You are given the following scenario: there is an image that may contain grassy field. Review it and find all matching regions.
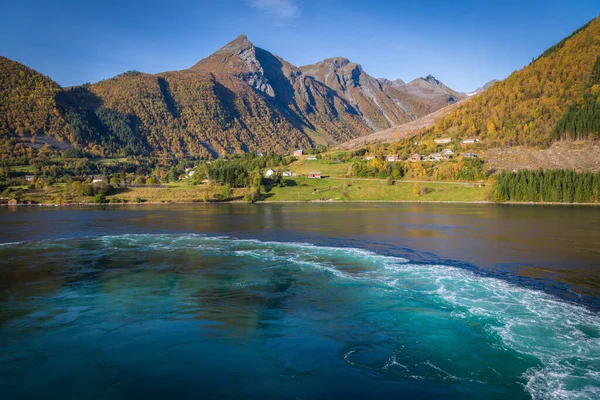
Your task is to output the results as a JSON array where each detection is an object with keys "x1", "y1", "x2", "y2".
[
  {"x1": 110, "y1": 184, "x2": 235, "y2": 203},
  {"x1": 7, "y1": 179, "x2": 488, "y2": 204},
  {"x1": 287, "y1": 158, "x2": 354, "y2": 177},
  {"x1": 9, "y1": 165, "x2": 35, "y2": 173},
  {"x1": 6, "y1": 169, "x2": 488, "y2": 204},
  {"x1": 264, "y1": 177, "x2": 489, "y2": 202},
  {"x1": 94, "y1": 157, "x2": 129, "y2": 166}
]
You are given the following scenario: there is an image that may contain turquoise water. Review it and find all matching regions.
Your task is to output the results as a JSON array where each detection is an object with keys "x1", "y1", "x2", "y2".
[{"x1": 1, "y1": 233, "x2": 599, "y2": 399}]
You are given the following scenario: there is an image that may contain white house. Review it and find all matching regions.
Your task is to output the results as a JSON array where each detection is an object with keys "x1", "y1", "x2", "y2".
[
  {"x1": 442, "y1": 148, "x2": 454, "y2": 158},
  {"x1": 427, "y1": 153, "x2": 443, "y2": 162},
  {"x1": 282, "y1": 171, "x2": 292, "y2": 177},
  {"x1": 307, "y1": 155, "x2": 318, "y2": 160},
  {"x1": 462, "y1": 138, "x2": 479, "y2": 144},
  {"x1": 434, "y1": 137, "x2": 453, "y2": 144},
  {"x1": 364, "y1": 156, "x2": 375, "y2": 161},
  {"x1": 264, "y1": 169, "x2": 276, "y2": 178},
  {"x1": 92, "y1": 176, "x2": 105, "y2": 184},
  {"x1": 188, "y1": 170, "x2": 195, "y2": 177}
]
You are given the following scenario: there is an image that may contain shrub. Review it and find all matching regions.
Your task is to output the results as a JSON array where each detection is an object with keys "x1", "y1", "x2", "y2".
[{"x1": 93, "y1": 193, "x2": 107, "y2": 204}]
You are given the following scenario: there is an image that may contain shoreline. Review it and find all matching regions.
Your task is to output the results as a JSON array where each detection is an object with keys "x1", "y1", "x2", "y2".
[{"x1": 2, "y1": 200, "x2": 600, "y2": 207}]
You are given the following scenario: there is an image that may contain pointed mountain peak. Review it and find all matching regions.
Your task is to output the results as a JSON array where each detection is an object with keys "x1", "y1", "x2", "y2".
[
  {"x1": 423, "y1": 74, "x2": 440, "y2": 85},
  {"x1": 218, "y1": 34, "x2": 254, "y2": 54},
  {"x1": 190, "y1": 34, "x2": 257, "y2": 71}
]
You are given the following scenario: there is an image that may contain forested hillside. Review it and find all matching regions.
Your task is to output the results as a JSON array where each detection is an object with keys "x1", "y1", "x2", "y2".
[
  {"x1": 0, "y1": 57, "x2": 71, "y2": 162},
  {"x1": 420, "y1": 16, "x2": 600, "y2": 147}
]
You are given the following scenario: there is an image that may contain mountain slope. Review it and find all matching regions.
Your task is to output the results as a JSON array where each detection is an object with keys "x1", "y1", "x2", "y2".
[
  {"x1": 0, "y1": 57, "x2": 77, "y2": 161},
  {"x1": 467, "y1": 79, "x2": 498, "y2": 96},
  {"x1": 404, "y1": 74, "x2": 466, "y2": 109},
  {"x1": 79, "y1": 69, "x2": 314, "y2": 157},
  {"x1": 337, "y1": 100, "x2": 465, "y2": 150},
  {"x1": 190, "y1": 35, "x2": 373, "y2": 145},
  {"x1": 300, "y1": 57, "x2": 434, "y2": 130},
  {"x1": 421, "y1": 16, "x2": 600, "y2": 147},
  {"x1": 0, "y1": 57, "x2": 69, "y2": 144}
]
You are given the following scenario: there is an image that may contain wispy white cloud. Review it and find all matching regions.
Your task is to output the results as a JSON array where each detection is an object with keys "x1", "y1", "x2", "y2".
[{"x1": 248, "y1": 0, "x2": 300, "y2": 23}]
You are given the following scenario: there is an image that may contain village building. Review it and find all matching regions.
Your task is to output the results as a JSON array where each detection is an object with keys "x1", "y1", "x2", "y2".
[
  {"x1": 92, "y1": 176, "x2": 105, "y2": 184},
  {"x1": 264, "y1": 169, "x2": 276, "y2": 178},
  {"x1": 409, "y1": 154, "x2": 423, "y2": 162},
  {"x1": 282, "y1": 171, "x2": 292, "y2": 177},
  {"x1": 307, "y1": 155, "x2": 317, "y2": 160},
  {"x1": 427, "y1": 153, "x2": 443, "y2": 162},
  {"x1": 25, "y1": 175, "x2": 35, "y2": 182},
  {"x1": 293, "y1": 149, "x2": 303, "y2": 156},
  {"x1": 364, "y1": 156, "x2": 375, "y2": 161},
  {"x1": 308, "y1": 172, "x2": 322, "y2": 179},
  {"x1": 462, "y1": 138, "x2": 479, "y2": 144},
  {"x1": 442, "y1": 148, "x2": 454, "y2": 158},
  {"x1": 434, "y1": 137, "x2": 453, "y2": 144},
  {"x1": 187, "y1": 170, "x2": 195, "y2": 177},
  {"x1": 386, "y1": 155, "x2": 400, "y2": 162},
  {"x1": 463, "y1": 153, "x2": 478, "y2": 158},
  {"x1": 257, "y1": 152, "x2": 264, "y2": 157}
]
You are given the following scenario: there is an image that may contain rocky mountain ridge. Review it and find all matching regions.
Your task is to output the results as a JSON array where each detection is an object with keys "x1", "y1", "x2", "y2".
[{"x1": 1, "y1": 34, "x2": 475, "y2": 159}]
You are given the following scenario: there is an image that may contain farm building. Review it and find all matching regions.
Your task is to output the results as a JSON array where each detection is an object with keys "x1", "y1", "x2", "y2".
[
  {"x1": 442, "y1": 148, "x2": 454, "y2": 158},
  {"x1": 462, "y1": 138, "x2": 479, "y2": 144}
]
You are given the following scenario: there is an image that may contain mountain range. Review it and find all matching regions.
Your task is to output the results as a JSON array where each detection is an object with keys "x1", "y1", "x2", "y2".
[
  {"x1": 5, "y1": 13, "x2": 597, "y2": 164},
  {"x1": 1, "y1": 35, "x2": 469, "y2": 160}
]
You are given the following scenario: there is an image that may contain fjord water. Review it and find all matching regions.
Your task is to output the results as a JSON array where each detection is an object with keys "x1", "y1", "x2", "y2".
[{"x1": 1, "y1": 204, "x2": 599, "y2": 399}]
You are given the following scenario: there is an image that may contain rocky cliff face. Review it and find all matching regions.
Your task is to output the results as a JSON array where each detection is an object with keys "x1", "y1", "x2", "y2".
[
  {"x1": 300, "y1": 57, "x2": 433, "y2": 131},
  {"x1": 377, "y1": 78, "x2": 406, "y2": 87}
]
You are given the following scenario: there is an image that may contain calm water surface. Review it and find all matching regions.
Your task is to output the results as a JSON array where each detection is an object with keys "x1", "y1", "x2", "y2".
[{"x1": 1, "y1": 204, "x2": 599, "y2": 399}]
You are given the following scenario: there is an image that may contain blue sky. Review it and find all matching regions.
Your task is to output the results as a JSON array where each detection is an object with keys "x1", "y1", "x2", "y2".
[{"x1": 1, "y1": 0, "x2": 597, "y2": 92}]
